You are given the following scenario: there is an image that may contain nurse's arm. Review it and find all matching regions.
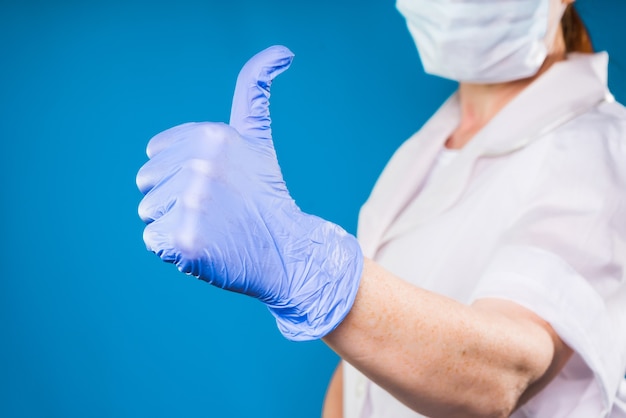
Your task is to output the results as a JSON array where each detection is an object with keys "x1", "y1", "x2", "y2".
[{"x1": 323, "y1": 258, "x2": 573, "y2": 418}]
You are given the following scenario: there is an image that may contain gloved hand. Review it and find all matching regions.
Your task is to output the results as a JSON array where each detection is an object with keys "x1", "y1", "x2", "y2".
[{"x1": 136, "y1": 45, "x2": 363, "y2": 341}]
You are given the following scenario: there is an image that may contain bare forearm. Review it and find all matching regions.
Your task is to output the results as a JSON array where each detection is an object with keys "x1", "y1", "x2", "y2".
[{"x1": 323, "y1": 258, "x2": 558, "y2": 418}]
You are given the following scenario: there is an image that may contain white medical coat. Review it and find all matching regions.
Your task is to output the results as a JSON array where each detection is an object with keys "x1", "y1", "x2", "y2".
[{"x1": 343, "y1": 52, "x2": 626, "y2": 417}]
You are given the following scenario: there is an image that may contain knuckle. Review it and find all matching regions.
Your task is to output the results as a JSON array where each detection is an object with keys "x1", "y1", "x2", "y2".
[
  {"x1": 172, "y1": 230, "x2": 200, "y2": 261},
  {"x1": 196, "y1": 122, "x2": 237, "y2": 143},
  {"x1": 198, "y1": 122, "x2": 225, "y2": 138},
  {"x1": 185, "y1": 158, "x2": 215, "y2": 175}
]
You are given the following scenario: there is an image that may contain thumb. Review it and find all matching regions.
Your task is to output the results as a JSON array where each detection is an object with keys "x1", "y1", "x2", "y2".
[{"x1": 229, "y1": 45, "x2": 294, "y2": 140}]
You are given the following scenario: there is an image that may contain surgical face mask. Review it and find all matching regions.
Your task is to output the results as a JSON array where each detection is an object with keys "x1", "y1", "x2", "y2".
[{"x1": 396, "y1": 0, "x2": 568, "y2": 83}]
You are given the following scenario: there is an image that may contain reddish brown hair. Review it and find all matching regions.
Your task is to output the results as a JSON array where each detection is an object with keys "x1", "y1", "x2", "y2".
[{"x1": 561, "y1": 4, "x2": 594, "y2": 53}]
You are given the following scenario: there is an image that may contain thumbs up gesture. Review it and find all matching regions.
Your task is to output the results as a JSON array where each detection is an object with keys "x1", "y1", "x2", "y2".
[{"x1": 136, "y1": 46, "x2": 363, "y2": 341}]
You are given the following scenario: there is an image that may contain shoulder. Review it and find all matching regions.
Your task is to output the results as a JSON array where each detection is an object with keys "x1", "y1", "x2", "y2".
[
  {"x1": 568, "y1": 99, "x2": 626, "y2": 139},
  {"x1": 551, "y1": 99, "x2": 626, "y2": 152},
  {"x1": 505, "y1": 100, "x2": 626, "y2": 223},
  {"x1": 536, "y1": 100, "x2": 626, "y2": 183}
]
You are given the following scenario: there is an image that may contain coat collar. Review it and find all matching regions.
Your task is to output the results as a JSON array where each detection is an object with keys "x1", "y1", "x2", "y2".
[
  {"x1": 359, "y1": 52, "x2": 611, "y2": 258},
  {"x1": 357, "y1": 95, "x2": 459, "y2": 257}
]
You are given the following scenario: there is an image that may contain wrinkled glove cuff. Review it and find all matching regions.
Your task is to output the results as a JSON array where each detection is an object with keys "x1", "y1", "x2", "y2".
[{"x1": 266, "y1": 221, "x2": 364, "y2": 341}]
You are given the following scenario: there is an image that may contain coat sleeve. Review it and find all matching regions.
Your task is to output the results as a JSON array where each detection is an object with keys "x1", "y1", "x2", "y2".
[{"x1": 470, "y1": 111, "x2": 626, "y2": 417}]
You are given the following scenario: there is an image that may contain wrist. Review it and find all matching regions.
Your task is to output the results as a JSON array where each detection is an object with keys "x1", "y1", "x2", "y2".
[{"x1": 267, "y1": 219, "x2": 364, "y2": 341}]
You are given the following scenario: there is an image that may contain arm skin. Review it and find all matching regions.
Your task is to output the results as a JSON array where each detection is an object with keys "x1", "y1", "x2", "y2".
[
  {"x1": 322, "y1": 258, "x2": 573, "y2": 418},
  {"x1": 322, "y1": 362, "x2": 343, "y2": 418}
]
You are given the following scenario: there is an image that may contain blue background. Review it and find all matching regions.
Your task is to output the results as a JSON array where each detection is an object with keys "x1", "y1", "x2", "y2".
[{"x1": 1, "y1": 1, "x2": 624, "y2": 417}]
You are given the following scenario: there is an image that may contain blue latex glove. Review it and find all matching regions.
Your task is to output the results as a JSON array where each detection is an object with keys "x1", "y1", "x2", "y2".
[{"x1": 136, "y1": 46, "x2": 363, "y2": 341}]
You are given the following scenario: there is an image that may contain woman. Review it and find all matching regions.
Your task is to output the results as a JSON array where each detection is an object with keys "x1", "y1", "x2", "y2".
[
  {"x1": 323, "y1": 1, "x2": 626, "y2": 416},
  {"x1": 136, "y1": 0, "x2": 626, "y2": 416}
]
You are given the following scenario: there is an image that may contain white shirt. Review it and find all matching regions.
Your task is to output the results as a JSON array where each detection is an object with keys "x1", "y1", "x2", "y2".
[{"x1": 344, "y1": 52, "x2": 626, "y2": 418}]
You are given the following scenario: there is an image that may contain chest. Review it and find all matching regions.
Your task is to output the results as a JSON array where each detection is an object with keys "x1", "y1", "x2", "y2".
[{"x1": 368, "y1": 147, "x2": 547, "y2": 303}]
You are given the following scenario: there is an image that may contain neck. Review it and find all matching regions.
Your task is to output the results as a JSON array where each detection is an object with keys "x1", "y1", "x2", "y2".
[
  {"x1": 446, "y1": 33, "x2": 567, "y2": 149},
  {"x1": 450, "y1": 81, "x2": 530, "y2": 149}
]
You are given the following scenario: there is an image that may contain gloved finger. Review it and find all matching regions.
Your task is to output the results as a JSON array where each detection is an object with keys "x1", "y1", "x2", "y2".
[
  {"x1": 142, "y1": 214, "x2": 178, "y2": 263},
  {"x1": 143, "y1": 202, "x2": 220, "y2": 276},
  {"x1": 137, "y1": 123, "x2": 231, "y2": 195},
  {"x1": 145, "y1": 122, "x2": 198, "y2": 159},
  {"x1": 136, "y1": 150, "x2": 182, "y2": 196},
  {"x1": 137, "y1": 141, "x2": 191, "y2": 196},
  {"x1": 229, "y1": 45, "x2": 294, "y2": 140},
  {"x1": 137, "y1": 158, "x2": 217, "y2": 224},
  {"x1": 137, "y1": 178, "x2": 179, "y2": 225}
]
